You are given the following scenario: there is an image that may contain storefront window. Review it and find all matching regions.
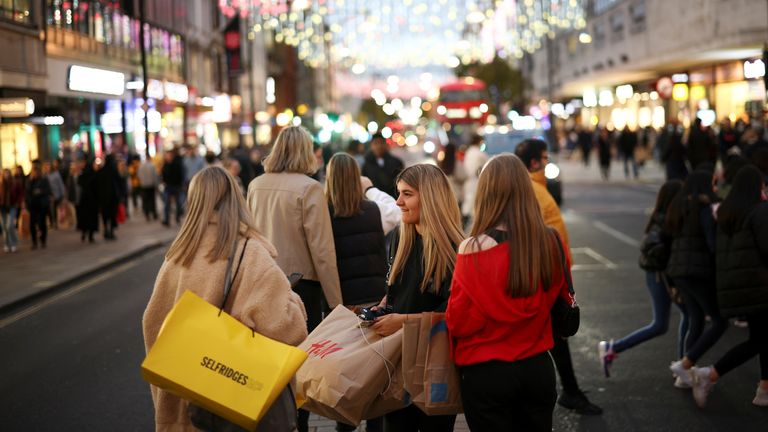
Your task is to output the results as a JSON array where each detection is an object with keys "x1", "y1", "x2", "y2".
[
  {"x1": 48, "y1": 0, "x2": 141, "y2": 50},
  {"x1": 0, "y1": 0, "x2": 32, "y2": 24},
  {"x1": 0, "y1": 123, "x2": 39, "y2": 174}
]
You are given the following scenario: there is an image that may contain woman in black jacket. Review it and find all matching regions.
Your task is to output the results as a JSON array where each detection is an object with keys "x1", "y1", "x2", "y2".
[
  {"x1": 325, "y1": 152, "x2": 387, "y2": 432},
  {"x1": 690, "y1": 166, "x2": 768, "y2": 407},
  {"x1": 666, "y1": 170, "x2": 726, "y2": 387}
]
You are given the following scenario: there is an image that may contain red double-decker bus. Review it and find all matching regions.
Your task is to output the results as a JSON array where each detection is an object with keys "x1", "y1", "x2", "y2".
[{"x1": 435, "y1": 78, "x2": 490, "y2": 125}]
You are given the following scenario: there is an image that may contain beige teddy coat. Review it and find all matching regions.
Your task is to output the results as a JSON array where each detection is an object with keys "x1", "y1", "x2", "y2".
[{"x1": 143, "y1": 222, "x2": 308, "y2": 432}]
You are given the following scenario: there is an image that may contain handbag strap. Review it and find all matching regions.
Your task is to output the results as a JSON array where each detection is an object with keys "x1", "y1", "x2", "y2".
[
  {"x1": 549, "y1": 228, "x2": 575, "y2": 295},
  {"x1": 218, "y1": 237, "x2": 249, "y2": 315}
]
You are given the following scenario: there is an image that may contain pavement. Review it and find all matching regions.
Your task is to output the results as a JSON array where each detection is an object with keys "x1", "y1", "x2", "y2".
[{"x1": 0, "y1": 206, "x2": 179, "y2": 312}]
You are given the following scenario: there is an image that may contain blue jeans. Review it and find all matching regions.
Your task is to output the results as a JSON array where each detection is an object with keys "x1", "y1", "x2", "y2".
[
  {"x1": 0, "y1": 207, "x2": 18, "y2": 249},
  {"x1": 613, "y1": 272, "x2": 690, "y2": 359}
]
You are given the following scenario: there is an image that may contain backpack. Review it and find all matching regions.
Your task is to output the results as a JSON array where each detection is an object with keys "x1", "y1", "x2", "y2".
[{"x1": 638, "y1": 226, "x2": 669, "y2": 271}]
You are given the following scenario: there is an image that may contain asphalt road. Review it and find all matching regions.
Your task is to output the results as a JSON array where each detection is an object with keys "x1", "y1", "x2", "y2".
[{"x1": 0, "y1": 179, "x2": 766, "y2": 431}]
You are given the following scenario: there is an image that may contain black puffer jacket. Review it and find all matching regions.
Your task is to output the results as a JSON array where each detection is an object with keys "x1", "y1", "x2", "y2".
[
  {"x1": 330, "y1": 200, "x2": 387, "y2": 306},
  {"x1": 716, "y1": 202, "x2": 768, "y2": 318},
  {"x1": 639, "y1": 212, "x2": 672, "y2": 272},
  {"x1": 666, "y1": 198, "x2": 716, "y2": 280}
]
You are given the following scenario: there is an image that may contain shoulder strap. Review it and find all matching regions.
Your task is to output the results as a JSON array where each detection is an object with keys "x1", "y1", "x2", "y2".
[
  {"x1": 219, "y1": 238, "x2": 250, "y2": 314},
  {"x1": 385, "y1": 228, "x2": 400, "y2": 284},
  {"x1": 550, "y1": 228, "x2": 574, "y2": 295}
]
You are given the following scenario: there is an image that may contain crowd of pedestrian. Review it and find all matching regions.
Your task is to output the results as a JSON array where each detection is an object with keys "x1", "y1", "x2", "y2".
[
  {"x1": 598, "y1": 142, "x2": 768, "y2": 408},
  {"x1": 142, "y1": 126, "x2": 610, "y2": 432}
]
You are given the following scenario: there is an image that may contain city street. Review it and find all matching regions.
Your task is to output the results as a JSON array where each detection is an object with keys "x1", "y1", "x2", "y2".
[{"x1": 1, "y1": 167, "x2": 766, "y2": 431}]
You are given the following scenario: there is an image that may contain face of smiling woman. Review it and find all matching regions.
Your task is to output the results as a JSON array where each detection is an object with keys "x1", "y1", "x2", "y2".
[{"x1": 396, "y1": 180, "x2": 421, "y2": 226}]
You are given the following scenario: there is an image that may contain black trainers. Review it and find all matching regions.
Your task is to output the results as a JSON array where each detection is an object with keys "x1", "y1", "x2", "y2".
[{"x1": 557, "y1": 391, "x2": 603, "y2": 415}]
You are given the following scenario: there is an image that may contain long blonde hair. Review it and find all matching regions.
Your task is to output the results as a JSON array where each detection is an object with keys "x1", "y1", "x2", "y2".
[
  {"x1": 264, "y1": 125, "x2": 317, "y2": 174},
  {"x1": 388, "y1": 164, "x2": 465, "y2": 292},
  {"x1": 326, "y1": 152, "x2": 363, "y2": 217},
  {"x1": 166, "y1": 166, "x2": 259, "y2": 267},
  {"x1": 470, "y1": 153, "x2": 555, "y2": 297}
]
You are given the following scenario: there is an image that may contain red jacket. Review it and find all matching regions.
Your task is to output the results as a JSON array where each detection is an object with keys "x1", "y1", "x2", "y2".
[{"x1": 446, "y1": 237, "x2": 572, "y2": 366}]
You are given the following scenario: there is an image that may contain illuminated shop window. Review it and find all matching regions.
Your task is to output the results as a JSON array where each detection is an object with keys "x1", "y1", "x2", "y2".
[{"x1": 0, "y1": 0, "x2": 32, "y2": 24}]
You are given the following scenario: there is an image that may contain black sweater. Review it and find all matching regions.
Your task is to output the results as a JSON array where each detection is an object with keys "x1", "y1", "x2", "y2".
[
  {"x1": 330, "y1": 200, "x2": 387, "y2": 306},
  {"x1": 386, "y1": 232, "x2": 452, "y2": 314}
]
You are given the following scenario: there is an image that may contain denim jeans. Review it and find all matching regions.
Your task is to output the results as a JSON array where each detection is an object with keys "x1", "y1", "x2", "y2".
[
  {"x1": 674, "y1": 276, "x2": 727, "y2": 363},
  {"x1": 613, "y1": 272, "x2": 690, "y2": 358},
  {"x1": 0, "y1": 207, "x2": 18, "y2": 249}
]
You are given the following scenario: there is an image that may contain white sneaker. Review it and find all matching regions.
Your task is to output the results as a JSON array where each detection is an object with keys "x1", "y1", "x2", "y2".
[
  {"x1": 10, "y1": 246, "x2": 16, "y2": 252},
  {"x1": 2, "y1": 246, "x2": 8, "y2": 253},
  {"x1": 692, "y1": 367, "x2": 715, "y2": 407},
  {"x1": 754, "y1": 385, "x2": 768, "y2": 407},
  {"x1": 674, "y1": 376, "x2": 692, "y2": 389},
  {"x1": 598, "y1": 340, "x2": 616, "y2": 377},
  {"x1": 670, "y1": 360, "x2": 694, "y2": 388}
]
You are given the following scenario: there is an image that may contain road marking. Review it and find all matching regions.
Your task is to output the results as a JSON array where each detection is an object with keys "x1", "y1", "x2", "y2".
[
  {"x1": 0, "y1": 253, "x2": 153, "y2": 329},
  {"x1": 592, "y1": 221, "x2": 641, "y2": 247},
  {"x1": 571, "y1": 247, "x2": 618, "y2": 270}
]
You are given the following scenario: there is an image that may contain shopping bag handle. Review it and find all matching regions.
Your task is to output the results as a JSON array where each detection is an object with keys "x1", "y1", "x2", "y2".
[{"x1": 218, "y1": 238, "x2": 249, "y2": 316}]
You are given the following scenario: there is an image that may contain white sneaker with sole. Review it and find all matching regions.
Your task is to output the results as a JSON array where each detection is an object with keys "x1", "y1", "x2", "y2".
[
  {"x1": 598, "y1": 340, "x2": 616, "y2": 377},
  {"x1": 692, "y1": 367, "x2": 715, "y2": 407},
  {"x1": 754, "y1": 385, "x2": 768, "y2": 407},
  {"x1": 670, "y1": 360, "x2": 694, "y2": 388},
  {"x1": 674, "y1": 376, "x2": 692, "y2": 389}
]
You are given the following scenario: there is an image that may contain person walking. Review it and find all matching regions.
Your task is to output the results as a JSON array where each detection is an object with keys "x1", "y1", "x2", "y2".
[
  {"x1": 660, "y1": 122, "x2": 688, "y2": 181},
  {"x1": 325, "y1": 152, "x2": 387, "y2": 432},
  {"x1": 597, "y1": 127, "x2": 612, "y2": 180},
  {"x1": 437, "y1": 142, "x2": 467, "y2": 209},
  {"x1": 94, "y1": 155, "x2": 120, "y2": 240},
  {"x1": 690, "y1": 166, "x2": 768, "y2": 407},
  {"x1": 161, "y1": 149, "x2": 185, "y2": 227},
  {"x1": 362, "y1": 133, "x2": 404, "y2": 198},
  {"x1": 246, "y1": 126, "x2": 343, "y2": 432},
  {"x1": 143, "y1": 166, "x2": 308, "y2": 432},
  {"x1": 577, "y1": 126, "x2": 593, "y2": 166},
  {"x1": 43, "y1": 161, "x2": 66, "y2": 229},
  {"x1": 368, "y1": 163, "x2": 465, "y2": 432},
  {"x1": 515, "y1": 139, "x2": 603, "y2": 415},
  {"x1": 77, "y1": 160, "x2": 100, "y2": 243},
  {"x1": 138, "y1": 157, "x2": 159, "y2": 221},
  {"x1": 25, "y1": 160, "x2": 51, "y2": 250},
  {"x1": 447, "y1": 153, "x2": 574, "y2": 431},
  {"x1": 618, "y1": 126, "x2": 639, "y2": 179},
  {"x1": 461, "y1": 135, "x2": 489, "y2": 227},
  {"x1": 666, "y1": 171, "x2": 727, "y2": 387},
  {"x1": 0, "y1": 168, "x2": 23, "y2": 252},
  {"x1": 598, "y1": 180, "x2": 690, "y2": 380}
]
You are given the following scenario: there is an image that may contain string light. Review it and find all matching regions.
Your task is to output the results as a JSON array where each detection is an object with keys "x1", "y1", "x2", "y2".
[{"x1": 218, "y1": 0, "x2": 586, "y2": 70}]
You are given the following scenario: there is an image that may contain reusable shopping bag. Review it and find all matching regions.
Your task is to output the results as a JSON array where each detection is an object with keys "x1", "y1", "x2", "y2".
[
  {"x1": 294, "y1": 305, "x2": 405, "y2": 425},
  {"x1": 141, "y1": 240, "x2": 308, "y2": 431},
  {"x1": 401, "y1": 313, "x2": 463, "y2": 415}
]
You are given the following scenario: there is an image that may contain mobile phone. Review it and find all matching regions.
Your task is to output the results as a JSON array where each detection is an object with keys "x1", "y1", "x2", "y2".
[{"x1": 288, "y1": 273, "x2": 303, "y2": 288}]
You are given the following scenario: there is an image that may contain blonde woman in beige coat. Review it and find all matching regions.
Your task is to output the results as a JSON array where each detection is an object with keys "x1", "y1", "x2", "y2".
[{"x1": 143, "y1": 166, "x2": 307, "y2": 432}]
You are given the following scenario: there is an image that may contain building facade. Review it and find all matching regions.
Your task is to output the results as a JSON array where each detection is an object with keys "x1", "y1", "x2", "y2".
[{"x1": 525, "y1": 0, "x2": 768, "y2": 129}]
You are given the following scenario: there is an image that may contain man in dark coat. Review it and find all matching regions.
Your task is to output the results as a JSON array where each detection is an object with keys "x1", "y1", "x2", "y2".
[
  {"x1": 161, "y1": 149, "x2": 185, "y2": 226},
  {"x1": 618, "y1": 126, "x2": 639, "y2": 179},
  {"x1": 25, "y1": 160, "x2": 51, "y2": 249},
  {"x1": 361, "y1": 133, "x2": 404, "y2": 198}
]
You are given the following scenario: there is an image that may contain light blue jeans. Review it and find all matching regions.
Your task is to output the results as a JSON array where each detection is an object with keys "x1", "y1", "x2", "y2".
[
  {"x1": 1, "y1": 207, "x2": 19, "y2": 249},
  {"x1": 613, "y1": 271, "x2": 689, "y2": 359}
]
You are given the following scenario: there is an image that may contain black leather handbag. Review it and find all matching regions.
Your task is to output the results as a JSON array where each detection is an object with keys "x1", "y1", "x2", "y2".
[{"x1": 550, "y1": 230, "x2": 580, "y2": 338}]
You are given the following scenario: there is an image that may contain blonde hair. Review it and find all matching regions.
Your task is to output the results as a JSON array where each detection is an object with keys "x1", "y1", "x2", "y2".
[
  {"x1": 470, "y1": 153, "x2": 555, "y2": 297},
  {"x1": 264, "y1": 125, "x2": 317, "y2": 174},
  {"x1": 326, "y1": 153, "x2": 363, "y2": 218},
  {"x1": 388, "y1": 164, "x2": 465, "y2": 292},
  {"x1": 166, "y1": 166, "x2": 259, "y2": 267}
]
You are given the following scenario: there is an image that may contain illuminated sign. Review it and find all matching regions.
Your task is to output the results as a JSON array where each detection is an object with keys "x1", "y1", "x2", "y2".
[
  {"x1": 0, "y1": 98, "x2": 35, "y2": 117},
  {"x1": 744, "y1": 59, "x2": 766, "y2": 80},
  {"x1": 672, "y1": 83, "x2": 689, "y2": 101},
  {"x1": 164, "y1": 82, "x2": 189, "y2": 103},
  {"x1": 68, "y1": 65, "x2": 125, "y2": 96},
  {"x1": 146, "y1": 80, "x2": 165, "y2": 100}
]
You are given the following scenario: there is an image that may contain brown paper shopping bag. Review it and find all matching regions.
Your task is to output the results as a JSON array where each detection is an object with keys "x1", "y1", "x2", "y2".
[
  {"x1": 294, "y1": 306, "x2": 404, "y2": 425},
  {"x1": 401, "y1": 313, "x2": 463, "y2": 416}
]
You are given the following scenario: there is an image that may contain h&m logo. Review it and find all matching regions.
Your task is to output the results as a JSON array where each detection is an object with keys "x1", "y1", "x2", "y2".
[{"x1": 306, "y1": 340, "x2": 343, "y2": 359}]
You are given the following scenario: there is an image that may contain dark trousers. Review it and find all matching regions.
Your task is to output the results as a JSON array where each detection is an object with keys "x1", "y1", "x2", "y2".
[
  {"x1": 550, "y1": 333, "x2": 580, "y2": 395},
  {"x1": 295, "y1": 279, "x2": 329, "y2": 432},
  {"x1": 674, "y1": 277, "x2": 727, "y2": 363},
  {"x1": 460, "y1": 353, "x2": 556, "y2": 432},
  {"x1": 101, "y1": 205, "x2": 117, "y2": 238},
  {"x1": 384, "y1": 405, "x2": 455, "y2": 432},
  {"x1": 162, "y1": 185, "x2": 183, "y2": 225},
  {"x1": 29, "y1": 207, "x2": 47, "y2": 246},
  {"x1": 715, "y1": 314, "x2": 768, "y2": 380},
  {"x1": 337, "y1": 417, "x2": 382, "y2": 432},
  {"x1": 141, "y1": 187, "x2": 158, "y2": 220}
]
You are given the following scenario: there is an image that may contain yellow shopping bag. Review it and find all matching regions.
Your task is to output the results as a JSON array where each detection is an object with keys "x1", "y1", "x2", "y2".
[{"x1": 141, "y1": 290, "x2": 308, "y2": 431}]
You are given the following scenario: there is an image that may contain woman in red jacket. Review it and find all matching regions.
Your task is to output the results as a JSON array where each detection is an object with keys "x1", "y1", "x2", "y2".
[{"x1": 446, "y1": 153, "x2": 572, "y2": 431}]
